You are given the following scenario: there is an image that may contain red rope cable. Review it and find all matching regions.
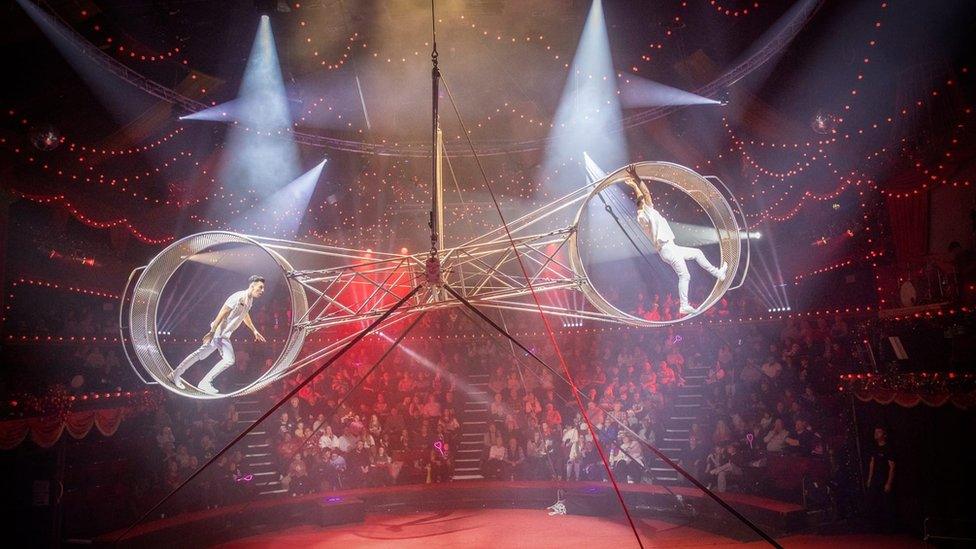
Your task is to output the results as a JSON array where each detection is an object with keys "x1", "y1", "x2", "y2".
[{"x1": 442, "y1": 79, "x2": 644, "y2": 548}]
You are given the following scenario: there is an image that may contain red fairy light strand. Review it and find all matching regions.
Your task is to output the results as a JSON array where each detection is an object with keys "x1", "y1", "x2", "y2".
[{"x1": 13, "y1": 191, "x2": 174, "y2": 245}]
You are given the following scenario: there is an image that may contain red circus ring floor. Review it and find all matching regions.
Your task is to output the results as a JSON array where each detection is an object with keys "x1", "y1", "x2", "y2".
[
  {"x1": 99, "y1": 481, "x2": 926, "y2": 548},
  {"x1": 216, "y1": 508, "x2": 926, "y2": 549}
]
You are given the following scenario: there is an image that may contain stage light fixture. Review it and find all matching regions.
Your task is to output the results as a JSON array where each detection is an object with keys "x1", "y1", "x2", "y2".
[{"x1": 718, "y1": 88, "x2": 732, "y2": 106}]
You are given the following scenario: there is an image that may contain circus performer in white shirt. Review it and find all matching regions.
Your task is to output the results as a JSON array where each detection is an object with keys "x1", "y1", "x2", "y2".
[
  {"x1": 623, "y1": 165, "x2": 727, "y2": 315},
  {"x1": 168, "y1": 275, "x2": 267, "y2": 394}
]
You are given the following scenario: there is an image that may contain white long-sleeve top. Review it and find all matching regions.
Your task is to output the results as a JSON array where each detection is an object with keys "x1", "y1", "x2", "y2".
[{"x1": 636, "y1": 204, "x2": 675, "y2": 251}]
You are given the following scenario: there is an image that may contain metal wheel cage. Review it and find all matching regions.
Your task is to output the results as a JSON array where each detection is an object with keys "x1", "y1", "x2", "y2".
[
  {"x1": 128, "y1": 232, "x2": 309, "y2": 399},
  {"x1": 568, "y1": 161, "x2": 742, "y2": 327}
]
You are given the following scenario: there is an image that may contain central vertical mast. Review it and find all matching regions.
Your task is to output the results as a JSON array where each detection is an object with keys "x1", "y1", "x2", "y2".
[{"x1": 424, "y1": 0, "x2": 443, "y2": 294}]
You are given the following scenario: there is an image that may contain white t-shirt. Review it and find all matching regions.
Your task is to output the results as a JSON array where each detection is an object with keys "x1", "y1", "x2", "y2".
[
  {"x1": 636, "y1": 205, "x2": 675, "y2": 250},
  {"x1": 562, "y1": 428, "x2": 581, "y2": 461},
  {"x1": 211, "y1": 289, "x2": 253, "y2": 339},
  {"x1": 318, "y1": 433, "x2": 340, "y2": 450}
]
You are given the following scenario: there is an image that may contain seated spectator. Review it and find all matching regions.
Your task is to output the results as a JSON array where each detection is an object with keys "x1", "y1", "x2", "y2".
[
  {"x1": 347, "y1": 440, "x2": 371, "y2": 487},
  {"x1": 484, "y1": 436, "x2": 508, "y2": 479},
  {"x1": 619, "y1": 433, "x2": 644, "y2": 483},
  {"x1": 764, "y1": 418, "x2": 790, "y2": 453},
  {"x1": 428, "y1": 446, "x2": 452, "y2": 483},
  {"x1": 608, "y1": 441, "x2": 630, "y2": 480},
  {"x1": 706, "y1": 444, "x2": 743, "y2": 492},
  {"x1": 786, "y1": 418, "x2": 822, "y2": 456},
  {"x1": 282, "y1": 453, "x2": 308, "y2": 495},
  {"x1": 367, "y1": 445, "x2": 393, "y2": 487},
  {"x1": 325, "y1": 449, "x2": 347, "y2": 489},
  {"x1": 422, "y1": 394, "x2": 441, "y2": 419}
]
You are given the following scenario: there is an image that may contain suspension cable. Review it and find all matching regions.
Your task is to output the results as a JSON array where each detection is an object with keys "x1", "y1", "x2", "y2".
[{"x1": 440, "y1": 75, "x2": 645, "y2": 548}]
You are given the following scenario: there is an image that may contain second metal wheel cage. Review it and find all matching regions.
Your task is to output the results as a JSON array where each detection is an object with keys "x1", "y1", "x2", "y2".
[{"x1": 568, "y1": 161, "x2": 745, "y2": 326}]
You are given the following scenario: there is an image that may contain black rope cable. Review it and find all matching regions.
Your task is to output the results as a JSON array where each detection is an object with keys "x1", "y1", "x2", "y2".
[
  {"x1": 438, "y1": 75, "x2": 646, "y2": 548},
  {"x1": 444, "y1": 284, "x2": 783, "y2": 548},
  {"x1": 595, "y1": 186, "x2": 658, "y2": 271},
  {"x1": 217, "y1": 313, "x2": 429, "y2": 525},
  {"x1": 483, "y1": 307, "x2": 662, "y2": 486},
  {"x1": 586, "y1": 186, "x2": 761, "y2": 509},
  {"x1": 454, "y1": 305, "x2": 561, "y2": 481},
  {"x1": 466, "y1": 298, "x2": 688, "y2": 504},
  {"x1": 113, "y1": 285, "x2": 423, "y2": 543},
  {"x1": 495, "y1": 309, "x2": 562, "y2": 480}
]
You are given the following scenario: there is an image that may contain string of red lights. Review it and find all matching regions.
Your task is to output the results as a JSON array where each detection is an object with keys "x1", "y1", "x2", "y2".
[
  {"x1": 13, "y1": 191, "x2": 175, "y2": 245},
  {"x1": 793, "y1": 250, "x2": 885, "y2": 283},
  {"x1": 707, "y1": 1, "x2": 761, "y2": 18}
]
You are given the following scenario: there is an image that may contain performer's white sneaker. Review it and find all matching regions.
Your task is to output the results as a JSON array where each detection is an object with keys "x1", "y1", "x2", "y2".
[
  {"x1": 717, "y1": 262, "x2": 728, "y2": 282},
  {"x1": 198, "y1": 381, "x2": 219, "y2": 395},
  {"x1": 679, "y1": 305, "x2": 697, "y2": 316},
  {"x1": 167, "y1": 372, "x2": 186, "y2": 390}
]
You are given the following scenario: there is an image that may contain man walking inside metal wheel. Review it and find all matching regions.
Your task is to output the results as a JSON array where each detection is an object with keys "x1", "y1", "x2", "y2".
[
  {"x1": 623, "y1": 165, "x2": 727, "y2": 315},
  {"x1": 168, "y1": 275, "x2": 268, "y2": 394}
]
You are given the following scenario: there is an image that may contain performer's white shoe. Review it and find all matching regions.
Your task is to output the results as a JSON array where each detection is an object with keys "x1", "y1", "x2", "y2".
[
  {"x1": 168, "y1": 371, "x2": 187, "y2": 390},
  {"x1": 679, "y1": 305, "x2": 697, "y2": 315},
  {"x1": 717, "y1": 262, "x2": 728, "y2": 282},
  {"x1": 198, "y1": 381, "x2": 219, "y2": 395}
]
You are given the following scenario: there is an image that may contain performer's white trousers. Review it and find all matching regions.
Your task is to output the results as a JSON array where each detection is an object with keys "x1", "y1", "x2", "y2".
[
  {"x1": 658, "y1": 241, "x2": 722, "y2": 308},
  {"x1": 172, "y1": 337, "x2": 235, "y2": 386}
]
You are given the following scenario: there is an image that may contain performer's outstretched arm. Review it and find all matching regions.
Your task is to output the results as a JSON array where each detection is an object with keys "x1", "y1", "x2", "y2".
[
  {"x1": 625, "y1": 165, "x2": 653, "y2": 209},
  {"x1": 243, "y1": 312, "x2": 267, "y2": 343}
]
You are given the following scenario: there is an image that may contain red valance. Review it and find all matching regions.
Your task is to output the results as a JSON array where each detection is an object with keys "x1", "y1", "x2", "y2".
[
  {"x1": 855, "y1": 389, "x2": 976, "y2": 410},
  {"x1": 0, "y1": 407, "x2": 129, "y2": 449}
]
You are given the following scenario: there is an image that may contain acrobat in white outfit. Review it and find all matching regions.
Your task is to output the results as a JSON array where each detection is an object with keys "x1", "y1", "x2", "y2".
[
  {"x1": 168, "y1": 275, "x2": 267, "y2": 394},
  {"x1": 623, "y1": 165, "x2": 727, "y2": 315}
]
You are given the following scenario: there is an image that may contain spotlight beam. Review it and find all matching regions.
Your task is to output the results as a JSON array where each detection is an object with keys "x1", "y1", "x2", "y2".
[
  {"x1": 543, "y1": 0, "x2": 628, "y2": 191},
  {"x1": 620, "y1": 75, "x2": 722, "y2": 108},
  {"x1": 217, "y1": 15, "x2": 300, "y2": 194},
  {"x1": 242, "y1": 158, "x2": 328, "y2": 237}
]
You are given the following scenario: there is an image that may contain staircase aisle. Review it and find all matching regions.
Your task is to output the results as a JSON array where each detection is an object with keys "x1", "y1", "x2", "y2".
[
  {"x1": 233, "y1": 398, "x2": 286, "y2": 496},
  {"x1": 645, "y1": 363, "x2": 708, "y2": 485},
  {"x1": 451, "y1": 367, "x2": 491, "y2": 481}
]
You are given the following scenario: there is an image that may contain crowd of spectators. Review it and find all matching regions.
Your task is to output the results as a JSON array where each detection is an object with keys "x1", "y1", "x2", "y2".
[
  {"x1": 268, "y1": 343, "x2": 469, "y2": 496},
  {"x1": 187, "y1": 310, "x2": 855, "y2": 503},
  {"x1": 147, "y1": 399, "x2": 249, "y2": 510},
  {"x1": 451, "y1": 314, "x2": 855, "y2": 498},
  {"x1": 17, "y1": 307, "x2": 865, "y2": 514}
]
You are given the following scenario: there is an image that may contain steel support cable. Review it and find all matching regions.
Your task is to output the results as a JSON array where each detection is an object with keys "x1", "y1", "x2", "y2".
[
  {"x1": 477, "y1": 306, "x2": 679, "y2": 495},
  {"x1": 575, "y1": 188, "x2": 780, "y2": 546},
  {"x1": 114, "y1": 285, "x2": 423, "y2": 543},
  {"x1": 217, "y1": 312, "x2": 428, "y2": 527},
  {"x1": 486, "y1": 307, "x2": 563, "y2": 481},
  {"x1": 439, "y1": 77, "x2": 646, "y2": 548},
  {"x1": 460, "y1": 285, "x2": 689, "y2": 504},
  {"x1": 445, "y1": 284, "x2": 783, "y2": 548},
  {"x1": 595, "y1": 189, "x2": 659, "y2": 272}
]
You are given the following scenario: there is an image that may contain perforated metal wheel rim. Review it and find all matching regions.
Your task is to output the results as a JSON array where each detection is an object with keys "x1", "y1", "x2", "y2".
[
  {"x1": 568, "y1": 162, "x2": 741, "y2": 326},
  {"x1": 128, "y1": 231, "x2": 308, "y2": 399}
]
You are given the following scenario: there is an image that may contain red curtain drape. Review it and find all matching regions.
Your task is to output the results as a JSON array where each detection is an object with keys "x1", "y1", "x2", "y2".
[
  {"x1": 0, "y1": 419, "x2": 29, "y2": 450},
  {"x1": 886, "y1": 191, "x2": 929, "y2": 264},
  {"x1": 855, "y1": 389, "x2": 975, "y2": 410},
  {"x1": 0, "y1": 408, "x2": 129, "y2": 449}
]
